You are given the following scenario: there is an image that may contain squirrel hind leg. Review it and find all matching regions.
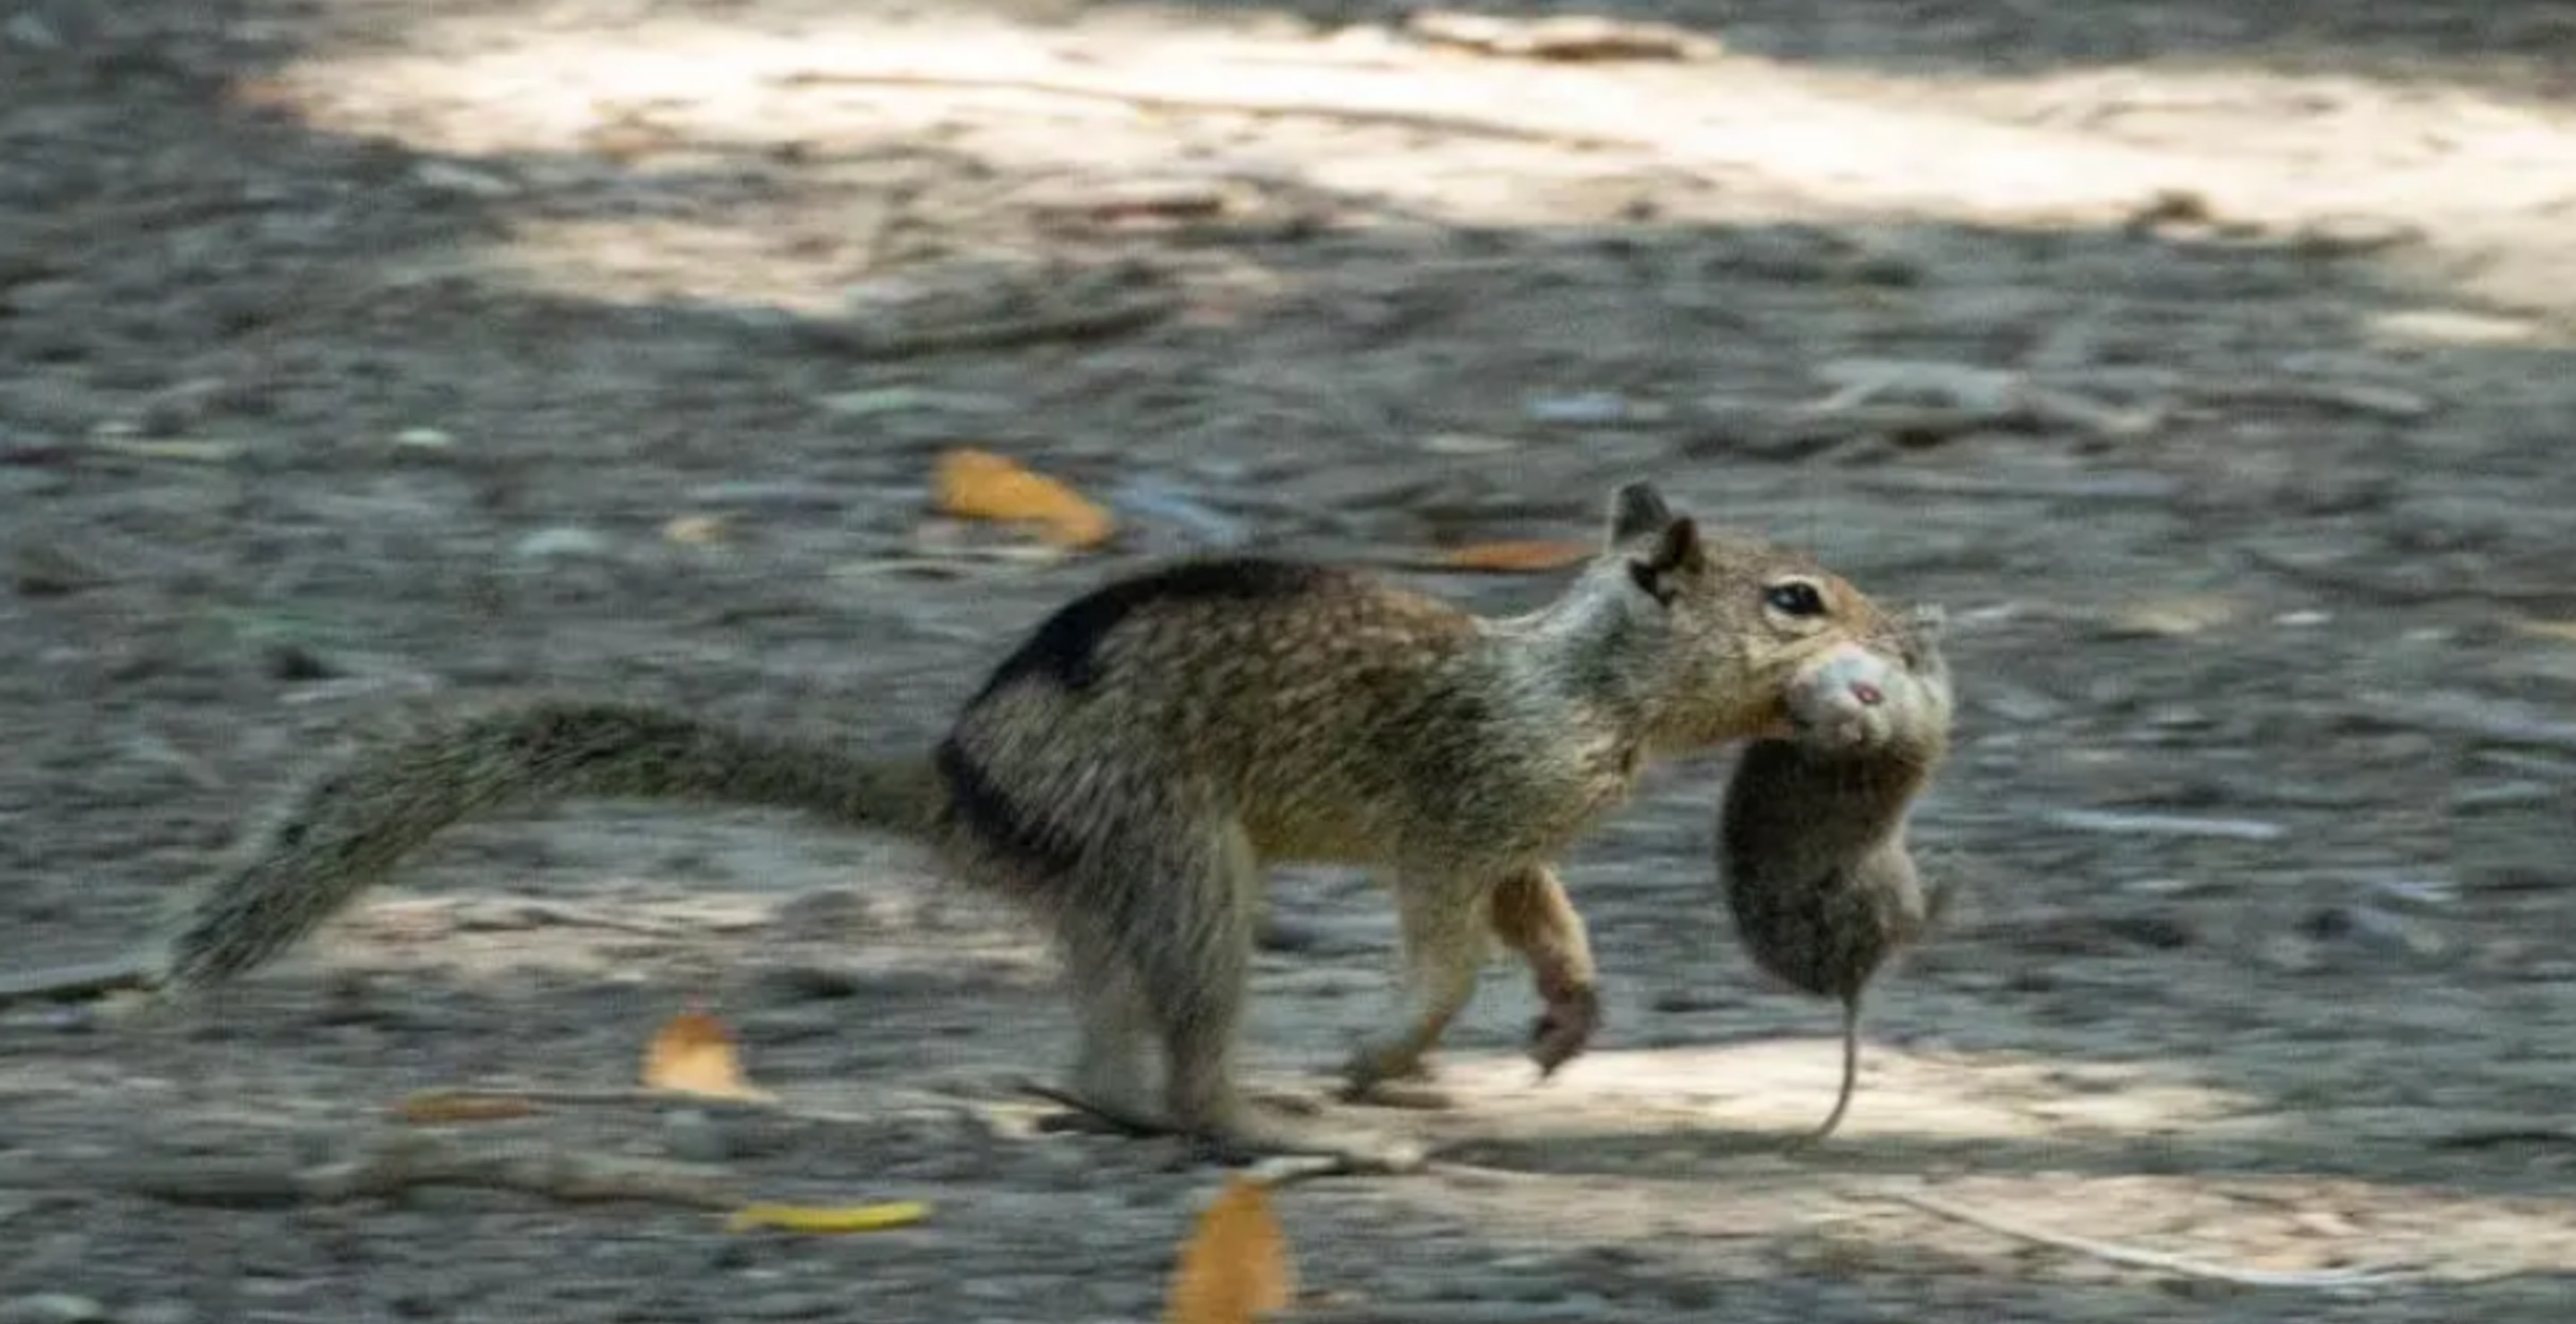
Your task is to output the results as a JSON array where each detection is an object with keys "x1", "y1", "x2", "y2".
[
  {"x1": 1050, "y1": 929, "x2": 1169, "y2": 1127},
  {"x1": 1117, "y1": 822, "x2": 1261, "y2": 1134},
  {"x1": 1062, "y1": 820, "x2": 1420, "y2": 1173}
]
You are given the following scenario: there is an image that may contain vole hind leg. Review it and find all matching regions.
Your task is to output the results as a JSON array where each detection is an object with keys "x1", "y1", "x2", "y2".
[
  {"x1": 1486, "y1": 863, "x2": 1601, "y2": 1079},
  {"x1": 1143, "y1": 826, "x2": 1424, "y2": 1171},
  {"x1": 1339, "y1": 870, "x2": 1492, "y2": 1109}
]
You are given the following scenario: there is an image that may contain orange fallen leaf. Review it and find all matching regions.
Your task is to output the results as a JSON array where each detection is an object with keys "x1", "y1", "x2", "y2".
[
  {"x1": 642, "y1": 1008, "x2": 773, "y2": 1101},
  {"x1": 934, "y1": 449, "x2": 1115, "y2": 550},
  {"x1": 1436, "y1": 539, "x2": 1594, "y2": 573},
  {"x1": 393, "y1": 1091, "x2": 539, "y2": 1125},
  {"x1": 1165, "y1": 1176, "x2": 1294, "y2": 1324},
  {"x1": 725, "y1": 1201, "x2": 932, "y2": 1235}
]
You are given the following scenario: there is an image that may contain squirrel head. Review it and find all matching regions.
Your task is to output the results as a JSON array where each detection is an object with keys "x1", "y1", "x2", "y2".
[{"x1": 1563, "y1": 480, "x2": 1900, "y2": 753}]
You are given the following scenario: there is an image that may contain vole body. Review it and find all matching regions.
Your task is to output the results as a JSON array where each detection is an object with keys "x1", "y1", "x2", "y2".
[{"x1": 1717, "y1": 606, "x2": 1954, "y2": 1146}]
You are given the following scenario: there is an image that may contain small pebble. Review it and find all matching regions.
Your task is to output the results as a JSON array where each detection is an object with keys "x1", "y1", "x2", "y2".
[
  {"x1": 766, "y1": 887, "x2": 886, "y2": 933},
  {"x1": 735, "y1": 1005, "x2": 845, "y2": 1044},
  {"x1": 2258, "y1": 934, "x2": 2328, "y2": 976},
  {"x1": 2101, "y1": 596, "x2": 2237, "y2": 639},
  {"x1": 261, "y1": 641, "x2": 342, "y2": 683},
  {"x1": 392, "y1": 427, "x2": 456, "y2": 450},
  {"x1": 2448, "y1": 781, "x2": 2558, "y2": 812},
  {"x1": 1108, "y1": 476, "x2": 1250, "y2": 549},
  {"x1": 661, "y1": 1108, "x2": 733, "y2": 1164},
  {"x1": 511, "y1": 526, "x2": 613, "y2": 561},
  {"x1": 2291, "y1": 214, "x2": 2423, "y2": 258},
  {"x1": 3, "y1": 13, "x2": 63, "y2": 48},
  {"x1": 662, "y1": 514, "x2": 729, "y2": 547},
  {"x1": 0, "y1": 1294, "x2": 108, "y2": 1324},
  {"x1": 411, "y1": 162, "x2": 520, "y2": 199},
  {"x1": 815, "y1": 386, "x2": 932, "y2": 417},
  {"x1": 748, "y1": 963, "x2": 867, "y2": 1002},
  {"x1": 2362, "y1": 875, "x2": 2456, "y2": 911},
  {"x1": 2122, "y1": 875, "x2": 2216, "y2": 898},
  {"x1": 1255, "y1": 916, "x2": 1326, "y2": 954},
  {"x1": 1522, "y1": 391, "x2": 1641, "y2": 426},
  {"x1": 686, "y1": 480, "x2": 849, "y2": 513},
  {"x1": 1421, "y1": 431, "x2": 1518, "y2": 455},
  {"x1": 2301, "y1": 903, "x2": 2445, "y2": 959}
]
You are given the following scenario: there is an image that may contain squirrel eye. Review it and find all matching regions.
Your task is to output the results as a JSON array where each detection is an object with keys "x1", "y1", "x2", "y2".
[{"x1": 1764, "y1": 581, "x2": 1827, "y2": 618}]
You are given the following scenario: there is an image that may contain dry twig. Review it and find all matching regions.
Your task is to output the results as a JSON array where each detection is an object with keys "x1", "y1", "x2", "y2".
[
  {"x1": 0, "y1": 956, "x2": 157, "y2": 1008},
  {"x1": 91, "y1": 1131, "x2": 744, "y2": 1211},
  {"x1": 2242, "y1": 547, "x2": 2576, "y2": 610},
  {"x1": 801, "y1": 288, "x2": 1182, "y2": 360},
  {"x1": 1846, "y1": 471, "x2": 2184, "y2": 502},
  {"x1": 2192, "y1": 378, "x2": 2435, "y2": 420},
  {"x1": 394, "y1": 1084, "x2": 951, "y2": 1131},
  {"x1": 1266, "y1": 1305, "x2": 1658, "y2": 1324},
  {"x1": 2348, "y1": 690, "x2": 2576, "y2": 754},
  {"x1": 1402, "y1": 9, "x2": 1720, "y2": 62},
  {"x1": 1804, "y1": 359, "x2": 2164, "y2": 444},
  {"x1": 768, "y1": 69, "x2": 1641, "y2": 151},
  {"x1": 1881, "y1": 1187, "x2": 2414, "y2": 1290}
]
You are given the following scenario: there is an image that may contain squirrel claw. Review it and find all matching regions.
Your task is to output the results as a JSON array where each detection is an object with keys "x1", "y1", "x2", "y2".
[{"x1": 1527, "y1": 984, "x2": 1602, "y2": 1078}]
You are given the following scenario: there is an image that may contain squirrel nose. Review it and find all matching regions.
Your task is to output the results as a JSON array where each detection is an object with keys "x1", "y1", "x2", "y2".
[{"x1": 1851, "y1": 682, "x2": 1884, "y2": 707}]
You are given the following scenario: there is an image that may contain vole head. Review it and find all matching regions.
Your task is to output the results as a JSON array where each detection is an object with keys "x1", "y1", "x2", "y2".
[
  {"x1": 1583, "y1": 480, "x2": 1894, "y2": 752},
  {"x1": 1778, "y1": 603, "x2": 1956, "y2": 759}
]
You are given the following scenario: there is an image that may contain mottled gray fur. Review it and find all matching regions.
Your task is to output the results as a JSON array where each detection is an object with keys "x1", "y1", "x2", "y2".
[{"x1": 1716, "y1": 605, "x2": 1955, "y2": 1149}]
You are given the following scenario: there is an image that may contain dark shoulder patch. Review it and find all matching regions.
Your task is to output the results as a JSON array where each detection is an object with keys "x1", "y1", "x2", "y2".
[
  {"x1": 933, "y1": 734, "x2": 1081, "y2": 875},
  {"x1": 970, "y1": 557, "x2": 1336, "y2": 701}
]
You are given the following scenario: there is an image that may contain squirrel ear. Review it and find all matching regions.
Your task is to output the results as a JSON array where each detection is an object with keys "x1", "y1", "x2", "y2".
[
  {"x1": 1623, "y1": 515, "x2": 1703, "y2": 606},
  {"x1": 1606, "y1": 481, "x2": 1674, "y2": 548}
]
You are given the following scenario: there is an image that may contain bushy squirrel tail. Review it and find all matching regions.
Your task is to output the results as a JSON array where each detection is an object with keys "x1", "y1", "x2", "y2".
[{"x1": 152, "y1": 700, "x2": 940, "y2": 990}]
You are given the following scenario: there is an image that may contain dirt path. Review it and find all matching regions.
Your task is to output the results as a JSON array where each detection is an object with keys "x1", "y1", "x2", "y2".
[{"x1": 4, "y1": 0, "x2": 2574, "y2": 1319}]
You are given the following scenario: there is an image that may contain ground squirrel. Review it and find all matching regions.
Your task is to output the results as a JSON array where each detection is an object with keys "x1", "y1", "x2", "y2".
[
  {"x1": 1717, "y1": 604, "x2": 1955, "y2": 1148},
  {"x1": 4, "y1": 480, "x2": 1903, "y2": 1172}
]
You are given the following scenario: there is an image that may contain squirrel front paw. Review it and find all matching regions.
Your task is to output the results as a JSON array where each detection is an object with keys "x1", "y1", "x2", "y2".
[{"x1": 1528, "y1": 982, "x2": 1601, "y2": 1078}]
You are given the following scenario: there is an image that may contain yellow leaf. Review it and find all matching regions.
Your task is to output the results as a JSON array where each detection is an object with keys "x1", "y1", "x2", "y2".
[
  {"x1": 933, "y1": 448, "x2": 1115, "y2": 550},
  {"x1": 393, "y1": 1091, "x2": 539, "y2": 1125},
  {"x1": 641, "y1": 1008, "x2": 773, "y2": 1100},
  {"x1": 1165, "y1": 1176, "x2": 1293, "y2": 1324},
  {"x1": 1436, "y1": 539, "x2": 1594, "y2": 573},
  {"x1": 724, "y1": 1201, "x2": 933, "y2": 1235}
]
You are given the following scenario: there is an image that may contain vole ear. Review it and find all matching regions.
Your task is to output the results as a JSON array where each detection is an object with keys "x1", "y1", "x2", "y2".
[
  {"x1": 1623, "y1": 515, "x2": 1704, "y2": 607},
  {"x1": 1606, "y1": 481, "x2": 1674, "y2": 548},
  {"x1": 1892, "y1": 601, "x2": 1952, "y2": 675}
]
